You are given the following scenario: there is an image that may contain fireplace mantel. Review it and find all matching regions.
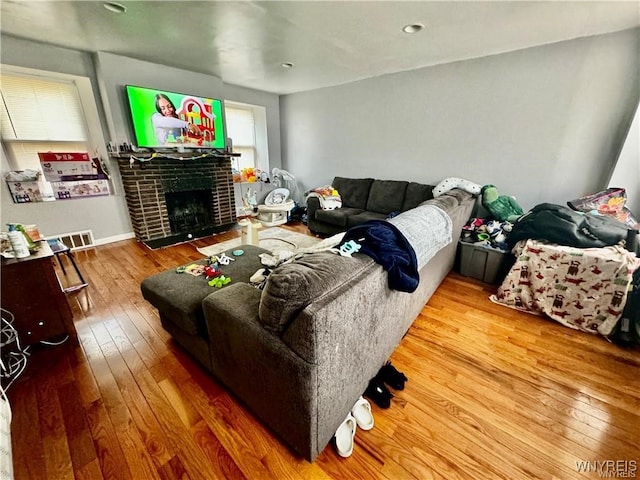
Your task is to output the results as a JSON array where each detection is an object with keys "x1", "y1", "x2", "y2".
[{"x1": 116, "y1": 153, "x2": 237, "y2": 248}]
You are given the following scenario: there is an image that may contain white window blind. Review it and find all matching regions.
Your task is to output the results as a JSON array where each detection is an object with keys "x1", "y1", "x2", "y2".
[
  {"x1": 1, "y1": 72, "x2": 92, "y2": 200},
  {"x1": 225, "y1": 105, "x2": 256, "y2": 171},
  {"x1": 1, "y1": 75, "x2": 87, "y2": 142}
]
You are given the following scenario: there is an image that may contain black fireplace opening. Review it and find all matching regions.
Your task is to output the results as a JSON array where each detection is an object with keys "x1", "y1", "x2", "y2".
[{"x1": 165, "y1": 190, "x2": 213, "y2": 234}]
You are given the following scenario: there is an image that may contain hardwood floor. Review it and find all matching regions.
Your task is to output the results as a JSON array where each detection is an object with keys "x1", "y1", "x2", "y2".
[{"x1": 6, "y1": 223, "x2": 640, "y2": 480}]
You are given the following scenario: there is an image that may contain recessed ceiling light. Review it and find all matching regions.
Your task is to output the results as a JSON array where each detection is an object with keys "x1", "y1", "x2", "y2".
[
  {"x1": 281, "y1": 62, "x2": 295, "y2": 69},
  {"x1": 103, "y1": 2, "x2": 126, "y2": 13},
  {"x1": 402, "y1": 23, "x2": 424, "y2": 34}
]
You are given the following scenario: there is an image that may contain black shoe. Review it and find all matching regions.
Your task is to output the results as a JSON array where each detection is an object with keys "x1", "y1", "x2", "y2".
[
  {"x1": 364, "y1": 377, "x2": 393, "y2": 409},
  {"x1": 377, "y1": 361, "x2": 408, "y2": 390}
]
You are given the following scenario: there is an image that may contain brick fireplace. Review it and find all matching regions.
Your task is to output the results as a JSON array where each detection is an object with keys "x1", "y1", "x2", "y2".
[{"x1": 117, "y1": 154, "x2": 236, "y2": 248}]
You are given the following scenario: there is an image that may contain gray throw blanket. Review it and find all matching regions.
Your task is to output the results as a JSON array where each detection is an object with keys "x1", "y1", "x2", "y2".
[
  {"x1": 340, "y1": 204, "x2": 453, "y2": 292},
  {"x1": 387, "y1": 204, "x2": 453, "y2": 270}
]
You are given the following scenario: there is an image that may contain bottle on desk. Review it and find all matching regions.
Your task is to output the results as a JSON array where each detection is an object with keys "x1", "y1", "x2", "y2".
[{"x1": 7, "y1": 227, "x2": 30, "y2": 258}]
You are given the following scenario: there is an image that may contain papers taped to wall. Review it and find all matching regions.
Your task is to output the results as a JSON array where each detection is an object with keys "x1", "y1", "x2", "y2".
[
  {"x1": 6, "y1": 181, "x2": 42, "y2": 203},
  {"x1": 51, "y1": 179, "x2": 110, "y2": 199},
  {"x1": 38, "y1": 152, "x2": 93, "y2": 182}
]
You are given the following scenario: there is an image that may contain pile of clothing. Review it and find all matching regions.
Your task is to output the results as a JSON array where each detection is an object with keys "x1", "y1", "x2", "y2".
[{"x1": 305, "y1": 185, "x2": 342, "y2": 210}]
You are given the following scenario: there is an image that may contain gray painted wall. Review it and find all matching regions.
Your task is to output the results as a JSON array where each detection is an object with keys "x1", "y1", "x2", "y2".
[
  {"x1": 280, "y1": 28, "x2": 640, "y2": 212},
  {"x1": 0, "y1": 36, "x2": 281, "y2": 242}
]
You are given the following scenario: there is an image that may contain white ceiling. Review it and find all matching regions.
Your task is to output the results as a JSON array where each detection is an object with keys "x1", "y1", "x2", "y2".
[{"x1": 1, "y1": 1, "x2": 639, "y2": 95}]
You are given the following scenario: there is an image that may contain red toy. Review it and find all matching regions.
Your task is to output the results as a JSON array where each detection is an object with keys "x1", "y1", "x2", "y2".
[{"x1": 204, "y1": 265, "x2": 222, "y2": 279}]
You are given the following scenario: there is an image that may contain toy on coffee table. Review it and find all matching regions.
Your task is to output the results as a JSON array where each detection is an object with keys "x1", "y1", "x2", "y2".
[
  {"x1": 214, "y1": 253, "x2": 235, "y2": 265},
  {"x1": 204, "y1": 265, "x2": 222, "y2": 279},
  {"x1": 208, "y1": 275, "x2": 231, "y2": 288}
]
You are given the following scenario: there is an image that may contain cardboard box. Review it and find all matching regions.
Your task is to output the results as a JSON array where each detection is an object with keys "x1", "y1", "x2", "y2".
[
  {"x1": 38, "y1": 152, "x2": 93, "y2": 182},
  {"x1": 51, "y1": 180, "x2": 110, "y2": 200},
  {"x1": 456, "y1": 240, "x2": 515, "y2": 284},
  {"x1": 6, "y1": 181, "x2": 42, "y2": 203}
]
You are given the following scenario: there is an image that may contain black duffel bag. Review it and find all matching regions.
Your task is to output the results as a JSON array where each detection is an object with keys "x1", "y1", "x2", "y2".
[{"x1": 506, "y1": 203, "x2": 630, "y2": 249}]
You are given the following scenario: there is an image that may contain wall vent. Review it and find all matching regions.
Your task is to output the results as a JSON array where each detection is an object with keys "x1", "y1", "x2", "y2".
[{"x1": 46, "y1": 230, "x2": 95, "y2": 251}]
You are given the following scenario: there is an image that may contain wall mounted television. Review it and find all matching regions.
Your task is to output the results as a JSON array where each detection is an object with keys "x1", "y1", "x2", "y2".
[{"x1": 125, "y1": 85, "x2": 225, "y2": 149}]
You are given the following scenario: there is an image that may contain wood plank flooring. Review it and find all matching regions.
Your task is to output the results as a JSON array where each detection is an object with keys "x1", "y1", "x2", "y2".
[{"x1": 6, "y1": 223, "x2": 640, "y2": 480}]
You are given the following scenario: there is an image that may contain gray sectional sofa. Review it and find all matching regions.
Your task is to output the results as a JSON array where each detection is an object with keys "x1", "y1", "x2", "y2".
[
  {"x1": 141, "y1": 188, "x2": 476, "y2": 461},
  {"x1": 307, "y1": 176, "x2": 436, "y2": 235}
]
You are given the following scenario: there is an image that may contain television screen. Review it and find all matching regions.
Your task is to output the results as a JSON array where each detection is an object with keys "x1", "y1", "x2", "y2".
[{"x1": 125, "y1": 85, "x2": 225, "y2": 149}]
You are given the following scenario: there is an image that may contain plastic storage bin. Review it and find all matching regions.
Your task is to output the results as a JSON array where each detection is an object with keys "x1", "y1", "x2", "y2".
[{"x1": 456, "y1": 241, "x2": 514, "y2": 284}]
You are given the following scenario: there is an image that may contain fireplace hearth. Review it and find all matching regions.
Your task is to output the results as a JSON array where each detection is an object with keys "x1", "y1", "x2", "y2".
[{"x1": 117, "y1": 153, "x2": 236, "y2": 248}]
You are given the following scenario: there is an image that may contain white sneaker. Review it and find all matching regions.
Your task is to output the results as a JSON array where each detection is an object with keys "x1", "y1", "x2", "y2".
[
  {"x1": 351, "y1": 396, "x2": 374, "y2": 431},
  {"x1": 334, "y1": 413, "x2": 357, "y2": 457}
]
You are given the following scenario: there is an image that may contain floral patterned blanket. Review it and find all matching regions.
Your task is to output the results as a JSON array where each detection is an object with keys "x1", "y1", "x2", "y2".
[{"x1": 490, "y1": 239, "x2": 640, "y2": 336}]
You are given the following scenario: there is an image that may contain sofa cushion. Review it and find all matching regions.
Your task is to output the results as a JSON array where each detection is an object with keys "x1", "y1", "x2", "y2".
[
  {"x1": 365, "y1": 180, "x2": 408, "y2": 214},
  {"x1": 332, "y1": 177, "x2": 374, "y2": 209},
  {"x1": 402, "y1": 182, "x2": 435, "y2": 212},
  {"x1": 259, "y1": 252, "x2": 372, "y2": 334},
  {"x1": 346, "y1": 211, "x2": 388, "y2": 227},
  {"x1": 315, "y1": 207, "x2": 363, "y2": 228}
]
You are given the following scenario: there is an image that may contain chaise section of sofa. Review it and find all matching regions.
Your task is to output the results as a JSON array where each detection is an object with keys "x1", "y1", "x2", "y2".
[
  {"x1": 203, "y1": 252, "x2": 375, "y2": 461},
  {"x1": 200, "y1": 188, "x2": 476, "y2": 461},
  {"x1": 140, "y1": 244, "x2": 270, "y2": 372},
  {"x1": 307, "y1": 176, "x2": 435, "y2": 235}
]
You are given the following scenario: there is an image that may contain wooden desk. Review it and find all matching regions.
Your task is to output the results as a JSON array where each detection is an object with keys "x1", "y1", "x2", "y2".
[{"x1": 1, "y1": 241, "x2": 76, "y2": 346}]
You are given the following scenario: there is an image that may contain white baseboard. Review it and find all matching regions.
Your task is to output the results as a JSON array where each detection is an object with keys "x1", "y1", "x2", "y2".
[{"x1": 94, "y1": 232, "x2": 136, "y2": 246}]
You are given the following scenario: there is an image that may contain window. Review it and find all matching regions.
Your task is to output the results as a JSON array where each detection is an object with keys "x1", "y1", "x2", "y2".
[
  {"x1": 608, "y1": 101, "x2": 639, "y2": 218},
  {"x1": 224, "y1": 101, "x2": 270, "y2": 216},
  {"x1": 225, "y1": 103, "x2": 257, "y2": 172},
  {"x1": 1, "y1": 67, "x2": 106, "y2": 201},
  {"x1": 224, "y1": 101, "x2": 269, "y2": 178}
]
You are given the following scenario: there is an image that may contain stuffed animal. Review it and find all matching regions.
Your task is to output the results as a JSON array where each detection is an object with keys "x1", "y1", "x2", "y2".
[{"x1": 481, "y1": 185, "x2": 524, "y2": 223}]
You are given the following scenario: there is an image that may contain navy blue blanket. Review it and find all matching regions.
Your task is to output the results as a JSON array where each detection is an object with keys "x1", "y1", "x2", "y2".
[{"x1": 341, "y1": 220, "x2": 418, "y2": 293}]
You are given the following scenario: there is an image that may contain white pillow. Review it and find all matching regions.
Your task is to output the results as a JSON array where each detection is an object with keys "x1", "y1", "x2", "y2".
[{"x1": 433, "y1": 177, "x2": 481, "y2": 197}]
